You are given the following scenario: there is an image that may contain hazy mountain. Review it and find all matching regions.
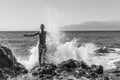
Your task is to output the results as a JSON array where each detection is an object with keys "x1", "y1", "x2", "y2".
[{"x1": 61, "y1": 21, "x2": 120, "y2": 31}]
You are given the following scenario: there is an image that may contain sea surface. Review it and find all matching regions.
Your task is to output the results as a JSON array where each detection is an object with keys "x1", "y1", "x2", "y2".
[
  {"x1": 0, "y1": 31, "x2": 120, "y2": 58},
  {"x1": 64, "y1": 31, "x2": 120, "y2": 48},
  {"x1": 1, "y1": 31, "x2": 120, "y2": 80}
]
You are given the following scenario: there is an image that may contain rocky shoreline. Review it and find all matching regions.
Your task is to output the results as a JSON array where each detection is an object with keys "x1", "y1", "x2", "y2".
[
  {"x1": 0, "y1": 45, "x2": 28, "y2": 80},
  {"x1": 1, "y1": 45, "x2": 120, "y2": 80},
  {"x1": 31, "y1": 59, "x2": 106, "y2": 80},
  {"x1": 30, "y1": 59, "x2": 120, "y2": 80}
]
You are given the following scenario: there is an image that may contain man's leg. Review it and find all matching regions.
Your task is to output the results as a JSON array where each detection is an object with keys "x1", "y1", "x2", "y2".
[
  {"x1": 38, "y1": 44, "x2": 42, "y2": 66},
  {"x1": 42, "y1": 49, "x2": 46, "y2": 65},
  {"x1": 39, "y1": 51, "x2": 42, "y2": 66}
]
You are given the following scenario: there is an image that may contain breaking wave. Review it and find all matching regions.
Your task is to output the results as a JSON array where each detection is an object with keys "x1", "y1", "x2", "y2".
[
  {"x1": 17, "y1": 37, "x2": 120, "y2": 71},
  {"x1": 46, "y1": 39, "x2": 120, "y2": 70}
]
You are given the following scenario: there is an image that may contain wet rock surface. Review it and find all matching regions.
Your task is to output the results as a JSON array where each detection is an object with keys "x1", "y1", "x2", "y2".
[
  {"x1": 30, "y1": 59, "x2": 120, "y2": 80},
  {"x1": 1, "y1": 45, "x2": 120, "y2": 80},
  {"x1": 31, "y1": 59, "x2": 108, "y2": 80},
  {"x1": 0, "y1": 45, "x2": 28, "y2": 79}
]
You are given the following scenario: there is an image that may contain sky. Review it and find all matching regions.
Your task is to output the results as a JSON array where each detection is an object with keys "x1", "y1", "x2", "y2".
[{"x1": 0, "y1": 0, "x2": 120, "y2": 31}]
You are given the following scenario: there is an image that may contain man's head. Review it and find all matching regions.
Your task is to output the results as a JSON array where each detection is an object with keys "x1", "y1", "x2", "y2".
[{"x1": 40, "y1": 24, "x2": 45, "y2": 30}]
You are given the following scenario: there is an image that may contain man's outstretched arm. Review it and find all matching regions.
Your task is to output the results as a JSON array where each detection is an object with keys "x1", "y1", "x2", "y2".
[{"x1": 24, "y1": 32, "x2": 39, "y2": 37}]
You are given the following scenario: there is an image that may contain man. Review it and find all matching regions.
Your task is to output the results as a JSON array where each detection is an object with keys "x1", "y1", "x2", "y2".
[{"x1": 24, "y1": 24, "x2": 47, "y2": 66}]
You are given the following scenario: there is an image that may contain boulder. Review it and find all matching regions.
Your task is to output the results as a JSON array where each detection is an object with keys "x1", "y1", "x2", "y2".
[
  {"x1": 91, "y1": 65, "x2": 104, "y2": 75},
  {"x1": 57, "y1": 59, "x2": 89, "y2": 72},
  {"x1": 80, "y1": 61, "x2": 89, "y2": 70},
  {"x1": 0, "y1": 45, "x2": 28, "y2": 78},
  {"x1": 31, "y1": 63, "x2": 57, "y2": 80},
  {"x1": 57, "y1": 59, "x2": 78, "y2": 72},
  {"x1": 13, "y1": 62, "x2": 28, "y2": 75},
  {"x1": 103, "y1": 76, "x2": 109, "y2": 80},
  {"x1": 95, "y1": 47, "x2": 110, "y2": 56},
  {"x1": 0, "y1": 68, "x2": 9, "y2": 79},
  {"x1": 31, "y1": 63, "x2": 57, "y2": 77}
]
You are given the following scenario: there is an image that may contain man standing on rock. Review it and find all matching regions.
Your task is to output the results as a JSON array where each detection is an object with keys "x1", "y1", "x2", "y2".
[{"x1": 24, "y1": 24, "x2": 47, "y2": 66}]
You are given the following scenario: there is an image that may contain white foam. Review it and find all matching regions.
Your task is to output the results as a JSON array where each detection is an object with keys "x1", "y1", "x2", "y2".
[
  {"x1": 47, "y1": 40, "x2": 120, "y2": 70},
  {"x1": 17, "y1": 42, "x2": 39, "y2": 70}
]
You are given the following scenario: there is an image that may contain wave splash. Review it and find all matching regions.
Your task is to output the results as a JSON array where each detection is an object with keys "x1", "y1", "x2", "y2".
[
  {"x1": 46, "y1": 39, "x2": 120, "y2": 70},
  {"x1": 17, "y1": 43, "x2": 39, "y2": 70},
  {"x1": 18, "y1": 38, "x2": 120, "y2": 71}
]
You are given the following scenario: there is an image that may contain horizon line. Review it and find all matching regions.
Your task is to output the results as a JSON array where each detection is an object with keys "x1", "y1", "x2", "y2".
[{"x1": 0, "y1": 30, "x2": 120, "y2": 32}]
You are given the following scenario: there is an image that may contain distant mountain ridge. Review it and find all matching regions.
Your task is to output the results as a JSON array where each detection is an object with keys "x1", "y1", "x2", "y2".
[{"x1": 61, "y1": 21, "x2": 120, "y2": 31}]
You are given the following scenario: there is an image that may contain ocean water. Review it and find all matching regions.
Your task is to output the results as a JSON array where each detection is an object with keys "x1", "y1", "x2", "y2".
[
  {"x1": 1, "y1": 31, "x2": 120, "y2": 70},
  {"x1": 64, "y1": 31, "x2": 120, "y2": 48},
  {"x1": 0, "y1": 31, "x2": 38, "y2": 58},
  {"x1": 1, "y1": 31, "x2": 120, "y2": 57}
]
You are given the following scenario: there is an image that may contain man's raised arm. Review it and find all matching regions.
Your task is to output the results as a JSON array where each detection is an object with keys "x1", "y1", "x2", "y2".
[{"x1": 24, "y1": 32, "x2": 39, "y2": 37}]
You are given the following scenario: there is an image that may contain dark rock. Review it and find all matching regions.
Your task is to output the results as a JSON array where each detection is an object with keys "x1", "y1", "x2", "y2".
[
  {"x1": 74, "y1": 68, "x2": 86, "y2": 78},
  {"x1": 31, "y1": 59, "x2": 106, "y2": 80},
  {"x1": 80, "y1": 61, "x2": 89, "y2": 69},
  {"x1": 31, "y1": 63, "x2": 57, "y2": 77},
  {"x1": 103, "y1": 76, "x2": 109, "y2": 80},
  {"x1": 13, "y1": 62, "x2": 28, "y2": 74},
  {"x1": 31, "y1": 66, "x2": 40, "y2": 76},
  {"x1": 57, "y1": 59, "x2": 77, "y2": 72},
  {"x1": 56, "y1": 59, "x2": 105, "y2": 79},
  {"x1": 97, "y1": 47, "x2": 109, "y2": 53},
  {"x1": 0, "y1": 46, "x2": 16, "y2": 68},
  {"x1": 0, "y1": 45, "x2": 28, "y2": 78},
  {"x1": 40, "y1": 63, "x2": 57, "y2": 75},
  {"x1": 57, "y1": 59, "x2": 89, "y2": 73},
  {"x1": 91, "y1": 65, "x2": 104, "y2": 74},
  {"x1": 95, "y1": 47, "x2": 110, "y2": 56},
  {"x1": 0, "y1": 48, "x2": 13, "y2": 68},
  {"x1": 89, "y1": 72, "x2": 98, "y2": 78},
  {"x1": 96, "y1": 65, "x2": 104, "y2": 74},
  {"x1": 0, "y1": 68, "x2": 8, "y2": 79}
]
